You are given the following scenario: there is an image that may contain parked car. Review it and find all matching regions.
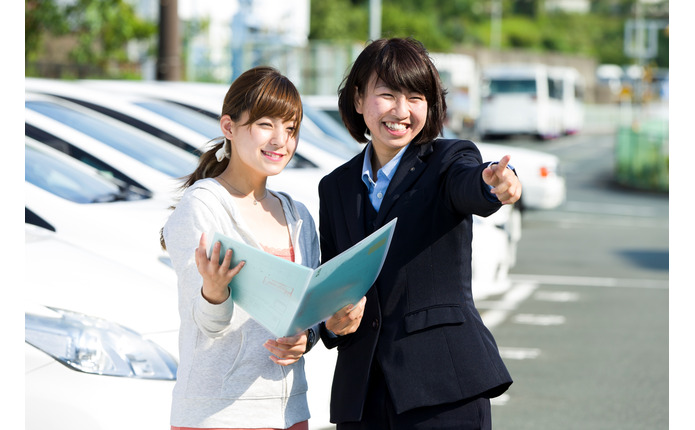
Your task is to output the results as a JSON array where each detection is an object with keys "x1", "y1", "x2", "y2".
[
  {"x1": 25, "y1": 137, "x2": 176, "y2": 283},
  {"x1": 25, "y1": 91, "x2": 198, "y2": 197},
  {"x1": 477, "y1": 142, "x2": 566, "y2": 211},
  {"x1": 25, "y1": 80, "x2": 347, "y2": 221},
  {"x1": 73, "y1": 78, "x2": 363, "y2": 158},
  {"x1": 25, "y1": 223, "x2": 179, "y2": 430},
  {"x1": 301, "y1": 94, "x2": 344, "y2": 126}
]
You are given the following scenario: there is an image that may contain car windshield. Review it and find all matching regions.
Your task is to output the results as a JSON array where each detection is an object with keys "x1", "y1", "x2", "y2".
[
  {"x1": 26, "y1": 144, "x2": 129, "y2": 203},
  {"x1": 149, "y1": 99, "x2": 347, "y2": 166},
  {"x1": 489, "y1": 79, "x2": 537, "y2": 95},
  {"x1": 26, "y1": 100, "x2": 197, "y2": 178},
  {"x1": 302, "y1": 103, "x2": 361, "y2": 155},
  {"x1": 134, "y1": 100, "x2": 221, "y2": 139}
]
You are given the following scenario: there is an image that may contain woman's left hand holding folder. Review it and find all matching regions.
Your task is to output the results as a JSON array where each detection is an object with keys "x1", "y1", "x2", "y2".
[{"x1": 196, "y1": 233, "x2": 245, "y2": 305}]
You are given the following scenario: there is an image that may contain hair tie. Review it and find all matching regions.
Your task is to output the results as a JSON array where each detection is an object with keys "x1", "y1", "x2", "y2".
[{"x1": 215, "y1": 138, "x2": 231, "y2": 162}]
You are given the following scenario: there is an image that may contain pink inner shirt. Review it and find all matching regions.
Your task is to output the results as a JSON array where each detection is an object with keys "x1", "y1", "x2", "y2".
[{"x1": 261, "y1": 244, "x2": 295, "y2": 262}]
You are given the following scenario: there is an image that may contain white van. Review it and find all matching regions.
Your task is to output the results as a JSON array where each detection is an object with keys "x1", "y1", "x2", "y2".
[
  {"x1": 476, "y1": 63, "x2": 562, "y2": 140},
  {"x1": 549, "y1": 66, "x2": 585, "y2": 135}
]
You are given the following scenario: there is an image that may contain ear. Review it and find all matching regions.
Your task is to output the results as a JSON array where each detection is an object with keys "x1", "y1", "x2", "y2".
[
  {"x1": 353, "y1": 86, "x2": 364, "y2": 114},
  {"x1": 220, "y1": 115, "x2": 234, "y2": 139}
]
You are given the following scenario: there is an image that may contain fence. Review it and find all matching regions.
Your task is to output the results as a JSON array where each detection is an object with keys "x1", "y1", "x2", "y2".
[{"x1": 615, "y1": 115, "x2": 669, "y2": 192}]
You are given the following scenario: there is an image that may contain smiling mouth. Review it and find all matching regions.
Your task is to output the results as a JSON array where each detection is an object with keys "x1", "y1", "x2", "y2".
[
  {"x1": 384, "y1": 122, "x2": 408, "y2": 132},
  {"x1": 262, "y1": 150, "x2": 284, "y2": 160}
]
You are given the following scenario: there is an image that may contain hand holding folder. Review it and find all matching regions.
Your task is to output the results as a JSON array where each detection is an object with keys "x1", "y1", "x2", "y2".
[{"x1": 207, "y1": 218, "x2": 397, "y2": 338}]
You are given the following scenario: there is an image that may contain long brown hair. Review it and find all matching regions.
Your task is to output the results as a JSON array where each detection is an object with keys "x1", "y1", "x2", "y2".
[{"x1": 160, "y1": 66, "x2": 303, "y2": 249}]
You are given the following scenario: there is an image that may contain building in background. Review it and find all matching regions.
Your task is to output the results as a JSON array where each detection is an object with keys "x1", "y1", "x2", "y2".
[{"x1": 153, "y1": 0, "x2": 309, "y2": 83}]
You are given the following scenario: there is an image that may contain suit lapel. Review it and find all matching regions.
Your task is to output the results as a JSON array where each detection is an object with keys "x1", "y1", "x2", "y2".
[
  {"x1": 375, "y1": 141, "x2": 433, "y2": 226},
  {"x1": 335, "y1": 151, "x2": 368, "y2": 244}
]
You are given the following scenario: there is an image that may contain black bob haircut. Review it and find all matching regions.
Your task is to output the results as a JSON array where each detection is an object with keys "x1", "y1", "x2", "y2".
[{"x1": 337, "y1": 37, "x2": 448, "y2": 145}]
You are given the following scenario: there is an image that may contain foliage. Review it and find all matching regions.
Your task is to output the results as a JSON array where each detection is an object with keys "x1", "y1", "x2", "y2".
[
  {"x1": 25, "y1": 0, "x2": 156, "y2": 77},
  {"x1": 309, "y1": 0, "x2": 668, "y2": 67},
  {"x1": 381, "y1": 4, "x2": 452, "y2": 51},
  {"x1": 64, "y1": 0, "x2": 156, "y2": 65},
  {"x1": 309, "y1": 0, "x2": 368, "y2": 41},
  {"x1": 25, "y1": 0, "x2": 68, "y2": 61}
]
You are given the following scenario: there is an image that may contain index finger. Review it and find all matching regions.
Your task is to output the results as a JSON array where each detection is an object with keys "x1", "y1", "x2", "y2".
[{"x1": 496, "y1": 155, "x2": 511, "y2": 173}]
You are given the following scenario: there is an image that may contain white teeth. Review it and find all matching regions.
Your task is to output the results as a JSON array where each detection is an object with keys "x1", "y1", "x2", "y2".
[
  {"x1": 262, "y1": 150, "x2": 282, "y2": 159},
  {"x1": 385, "y1": 122, "x2": 406, "y2": 131}
]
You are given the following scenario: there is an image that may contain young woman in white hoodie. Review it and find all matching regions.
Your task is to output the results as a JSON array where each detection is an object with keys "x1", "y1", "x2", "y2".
[{"x1": 162, "y1": 66, "x2": 365, "y2": 430}]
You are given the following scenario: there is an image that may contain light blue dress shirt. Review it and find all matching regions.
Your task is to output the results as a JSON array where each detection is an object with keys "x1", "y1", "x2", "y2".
[{"x1": 361, "y1": 142, "x2": 410, "y2": 212}]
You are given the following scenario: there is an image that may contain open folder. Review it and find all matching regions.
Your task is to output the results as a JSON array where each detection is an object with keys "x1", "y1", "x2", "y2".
[{"x1": 208, "y1": 218, "x2": 397, "y2": 338}]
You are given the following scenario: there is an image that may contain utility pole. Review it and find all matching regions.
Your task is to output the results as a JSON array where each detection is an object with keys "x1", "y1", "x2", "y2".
[
  {"x1": 369, "y1": 0, "x2": 381, "y2": 41},
  {"x1": 490, "y1": 0, "x2": 502, "y2": 50},
  {"x1": 157, "y1": 0, "x2": 181, "y2": 81}
]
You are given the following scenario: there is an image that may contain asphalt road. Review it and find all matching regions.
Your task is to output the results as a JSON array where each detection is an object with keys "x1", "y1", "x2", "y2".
[{"x1": 480, "y1": 119, "x2": 669, "y2": 429}]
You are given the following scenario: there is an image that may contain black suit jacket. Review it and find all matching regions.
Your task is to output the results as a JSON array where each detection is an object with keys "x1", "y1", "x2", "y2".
[{"x1": 318, "y1": 138, "x2": 513, "y2": 423}]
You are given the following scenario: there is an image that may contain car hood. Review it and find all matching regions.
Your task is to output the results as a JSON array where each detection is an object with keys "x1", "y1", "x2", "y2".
[{"x1": 25, "y1": 224, "x2": 179, "y2": 338}]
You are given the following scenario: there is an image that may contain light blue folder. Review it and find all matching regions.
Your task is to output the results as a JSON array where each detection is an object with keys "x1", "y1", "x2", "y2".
[{"x1": 209, "y1": 218, "x2": 397, "y2": 337}]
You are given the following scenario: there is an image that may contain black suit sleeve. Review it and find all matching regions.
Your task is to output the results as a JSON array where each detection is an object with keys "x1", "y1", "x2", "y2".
[{"x1": 442, "y1": 140, "x2": 503, "y2": 217}]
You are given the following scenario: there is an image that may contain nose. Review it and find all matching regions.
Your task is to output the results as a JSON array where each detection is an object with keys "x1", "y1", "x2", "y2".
[
  {"x1": 270, "y1": 126, "x2": 290, "y2": 147},
  {"x1": 392, "y1": 95, "x2": 409, "y2": 118}
]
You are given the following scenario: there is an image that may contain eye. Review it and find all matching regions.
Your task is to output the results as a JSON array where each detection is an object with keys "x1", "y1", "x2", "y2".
[{"x1": 376, "y1": 88, "x2": 393, "y2": 98}]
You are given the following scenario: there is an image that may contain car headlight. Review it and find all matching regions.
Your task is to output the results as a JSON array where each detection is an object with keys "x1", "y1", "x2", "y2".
[{"x1": 25, "y1": 307, "x2": 177, "y2": 380}]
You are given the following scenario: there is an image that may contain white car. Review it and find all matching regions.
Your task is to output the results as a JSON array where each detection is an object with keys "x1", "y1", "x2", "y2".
[
  {"x1": 301, "y1": 94, "x2": 344, "y2": 126},
  {"x1": 477, "y1": 142, "x2": 566, "y2": 210},
  {"x1": 25, "y1": 80, "x2": 347, "y2": 221},
  {"x1": 25, "y1": 223, "x2": 179, "y2": 430},
  {"x1": 25, "y1": 91, "x2": 198, "y2": 198},
  {"x1": 76, "y1": 78, "x2": 364, "y2": 158},
  {"x1": 25, "y1": 137, "x2": 177, "y2": 284}
]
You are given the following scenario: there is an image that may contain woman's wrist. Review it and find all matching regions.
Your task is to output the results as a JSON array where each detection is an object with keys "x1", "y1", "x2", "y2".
[{"x1": 201, "y1": 285, "x2": 230, "y2": 304}]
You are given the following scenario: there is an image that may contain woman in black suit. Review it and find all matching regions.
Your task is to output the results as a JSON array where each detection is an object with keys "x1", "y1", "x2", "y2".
[{"x1": 317, "y1": 37, "x2": 522, "y2": 429}]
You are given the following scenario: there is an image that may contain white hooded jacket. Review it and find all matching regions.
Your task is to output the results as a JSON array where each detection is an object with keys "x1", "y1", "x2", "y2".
[{"x1": 163, "y1": 178, "x2": 320, "y2": 429}]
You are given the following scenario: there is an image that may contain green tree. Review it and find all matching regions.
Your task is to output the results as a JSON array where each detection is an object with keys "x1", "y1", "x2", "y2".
[
  {"x1": 25, "y1": 0, "x2": 67, "y2": 61},
  {"x1": 63, "y1": 0, "x2": 156, "y2": 66},
  {"x1": 306, "y1": 0, "x2": 670, "y2": 68},
  {"x1": 26, "y1": 0, "x2": 156, "y2": 77},
  {"x1": 309, "y1": 0, "x2": 368, "y2": 40}
]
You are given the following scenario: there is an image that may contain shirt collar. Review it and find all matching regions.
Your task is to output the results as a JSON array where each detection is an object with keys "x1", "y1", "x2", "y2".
[{"x1": 361, "y1": 142, "x2": 410, "y2": 186}]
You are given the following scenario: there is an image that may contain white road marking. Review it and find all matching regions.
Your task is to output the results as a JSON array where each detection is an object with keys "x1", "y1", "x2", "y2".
[
  {"x1": 513, "y1": 313, "x2": 566, "y2": 326},
  {"x1": 490, "y1": 393, "x2": 510, "y2": 406},
  {"x1": 563, "y1": 201, "x2": 662, "y2": 217},
  {"x1": 499, "y1": 347, "x2": 542, "y2": 360},
  {"x1": 510, "y1": 274, "x2": 668, "y2": 289},
  {"x1": 480, "y1": 282, "x2": 537, "y2": 329},
  {"x1": 534, "y1": 290, "x2": 580, "y2": 302}
]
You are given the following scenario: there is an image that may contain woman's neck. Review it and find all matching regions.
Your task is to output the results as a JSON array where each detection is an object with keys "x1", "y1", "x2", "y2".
[
  {"x1": 217, "y1": 168, "x2": 268, "y2": 202},
  {"x1": 370, "y1": 143, "x2": 403, "y2": 172}
]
